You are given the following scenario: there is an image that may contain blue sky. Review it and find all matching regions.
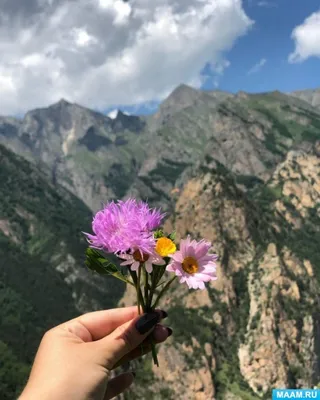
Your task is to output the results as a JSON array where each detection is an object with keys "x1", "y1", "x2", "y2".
[
  {"x1": 205, "y1": 0, "x2": 320, "y2": 94},
  {"x1": 1, "y1": 0, "x2": 319, "y2": 116},
  {"x1": 111, "y1": 0, "x2": 320, "y2": 116}
]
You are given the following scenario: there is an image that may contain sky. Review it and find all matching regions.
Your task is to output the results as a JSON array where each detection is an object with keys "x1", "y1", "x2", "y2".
[{"x1": 0, "y1": 0, "x2": 319, "y2": 117}]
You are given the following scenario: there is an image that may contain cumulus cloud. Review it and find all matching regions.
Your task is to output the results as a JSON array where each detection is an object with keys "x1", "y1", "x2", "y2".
[
  {"x1": 0, "y1": 0, "x2": 253, "y2": 115},
  {"x1": 289, "y1": 10, "x2": 320, "y2": 63},
  {"x1": 247, "y1": 58, "x2": 266, "y2": 74}
]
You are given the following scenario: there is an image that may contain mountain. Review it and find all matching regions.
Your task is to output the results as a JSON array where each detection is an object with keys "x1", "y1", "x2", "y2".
[
  {"x1": 290, "y1": 89, "x2": 320, "y2": 111},
  {"x1": 0, "y1": 144, "x2": 124, "y2": 399},
  {"x1": 1, "y1": 86, "x2": 320, "y2": 215},
  {"x1": 1, "y1": 85, "x2": 320, "y2": 399},
  {"x1": 120, "y1": 144, "x2": 320, "y2": 400},
  {"x1": 157, "y1": 148, "x2": 320, "y2": 399}
]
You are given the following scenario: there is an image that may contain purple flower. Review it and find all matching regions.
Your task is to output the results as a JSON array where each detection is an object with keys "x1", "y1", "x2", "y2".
[
  {"x1": 167, "y1": 236, "x2": 218, "y2": 290},
  {"x1": 84, "y1": 199, "x2": 164, "y2": 254}
]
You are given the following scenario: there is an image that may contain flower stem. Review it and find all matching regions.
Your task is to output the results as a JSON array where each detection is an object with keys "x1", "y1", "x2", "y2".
[
  {"x1": 138, "y1": 266, "x2": 142, "y2": 314},
  {"x1": 152, "y1": 276, "x2": 177, "y2": 309},
  {"x1": 131, "y1": 267, "x2": 161, "y2": 367},
  {"x1": 129, "y1": 269, "x2": 145, "y2": 313},
  {"x1": 143, "y1": 266, "x2": 150, "y2": 311},
  {"x1": 151, "y1": 341, "x2": 159, "y2": 367}
]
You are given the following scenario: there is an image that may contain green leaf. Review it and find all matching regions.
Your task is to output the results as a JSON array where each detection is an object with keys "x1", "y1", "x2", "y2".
[
  {"x1": 85, "y1": 248, "x2": 134, "y2": 286},
  {"x1": 167, "y1": 231, "x2": 176, "y2": 242},
  {"x1": 154, "y1": 229, "x2": 164, "y2": 239}
]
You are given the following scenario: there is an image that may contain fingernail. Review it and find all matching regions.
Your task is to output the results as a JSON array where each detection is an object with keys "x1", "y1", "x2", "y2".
[
  {"x1": 131, "y1": 371, "x2": 136, "y2": 378},
  {"x1": 167, "y1": 327, "x2": 173, "y2": 337},
  {"x1": 161, "y1": 310, "x2": 168, "y2": 319},
  {"x1": 135, "y1": 312, "x2": 160, "y2": 334}
]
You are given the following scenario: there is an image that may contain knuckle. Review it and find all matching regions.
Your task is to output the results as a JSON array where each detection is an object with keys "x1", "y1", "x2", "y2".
[{"x1": 117, "y1": 324, "x2": 136, "y2": 351}]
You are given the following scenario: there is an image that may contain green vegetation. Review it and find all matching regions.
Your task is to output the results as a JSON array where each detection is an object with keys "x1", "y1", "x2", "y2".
[
  {"x1": 235, "y1": 174, "x2": 264, "y2": 189},
  {"x1": 0, "y1": 144, "x2": 124, "y2": 399},
  {"x1": 104, "y1": 162, "x2": 137, "y2": 199},
  {"x1": 0, "y1": 340, "x2": 30, "y2": 400},
  {"x1": 245, "y1": 94, "x2": 320, "y2": 150},
  {"x1": 149, "y1": 158, "x2": 190, "y2": 184},
  {"x1": 1, "y1": 88, "x2": 320, "y2": 399}
]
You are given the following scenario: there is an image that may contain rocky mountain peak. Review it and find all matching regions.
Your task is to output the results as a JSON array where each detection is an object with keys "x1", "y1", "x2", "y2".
[
  {"x1": 162, "y1": 83, "x2": 200, "y2": 107},
  {"x1": 290, "y1": 88, "x2": 320, "y2": 110},
  {"x1": 53, "y1": 98, "x2": 71, "y2": 107},
  {"x1": 154, "y1": 84, "x2": 201, "y2": 124},
  {"x1": 1, "y1": 86, "x2": 320, "y2": 399},
  {"x1": 111, "y1": 110, "x2": 145, "y2": 133}
]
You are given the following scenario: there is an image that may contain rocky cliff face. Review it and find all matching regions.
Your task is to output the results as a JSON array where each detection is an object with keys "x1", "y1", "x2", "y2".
[
  {"x1": 122, "y1": 146, "x2": 320, "y2": 400},
  {"x1": 2, "y1": 86, "x2": 320, "y2": 213},
  {"x1": 1, "y1": 86, "x2": 320, "y2": 399},
  {"x1": 291, "y1": 89, "x2": 320, "y2": 111}
]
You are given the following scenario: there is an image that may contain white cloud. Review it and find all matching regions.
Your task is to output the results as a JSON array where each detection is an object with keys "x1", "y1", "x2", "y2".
[
  {"x1": 97, "y1": 0, "x2": 132, "y2": 25},
  {"x1": 202, "y1": 59, "x2": 231, "y2": 88},
  {"x1": 289, "y1": 10, "x2": 320, "y2": 63},
  {"x1": 247, "y1": 57, "x2": 266, "y2": 74},
  {"x1": 72, "y1": 28, "x2": 98, "y2": 47},
  {"x1": 0, "y1": 0, "x2": 253, "y2": 115},
  {"x1": 107, "y1": 109, "x2": 118, "y2": 119},
  {"x1": 108, "y1": 109, "x2": 131, "y2": 118}
]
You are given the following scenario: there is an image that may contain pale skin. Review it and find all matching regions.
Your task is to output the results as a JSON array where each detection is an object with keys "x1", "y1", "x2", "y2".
[{"x1": 19, "y1": 307, "x2": 170, "y2": 400}]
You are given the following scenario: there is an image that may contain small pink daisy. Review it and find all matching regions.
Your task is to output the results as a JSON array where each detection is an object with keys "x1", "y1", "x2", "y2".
[
  {"x1": 119, "y1": 250, "x2": 165, "y2": 273},
  {"x1": 167, "y1": 236, "x2": 217, "y2": 290}
]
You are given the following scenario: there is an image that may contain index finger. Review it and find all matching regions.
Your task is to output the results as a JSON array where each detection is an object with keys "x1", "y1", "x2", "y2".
[{"x1": 60, "y1": 306, "x2": 139, "y2": 341}]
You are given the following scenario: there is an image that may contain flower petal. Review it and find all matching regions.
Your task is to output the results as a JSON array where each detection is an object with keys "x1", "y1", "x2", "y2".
[
  {"x1": 120, "y1": 260, "x2": 134, "y2": 266},
  {"x1": 194, "y1": 241, "x2": 211, "y2": 259},
  {"x1": 197, "y1": 281, "x2": 205, "y2": 290},
  {"x1": 166, "y1": 263, "x2": 175, "y2": 272},
  {"x1": 171, "y1": 251, "x2": 184, "y2": 263},
  {"x1": 180, "y1": 237, "x2": 191, "y2": 257},
  {"x1": 194, "y1": 273, "x2": 214, "y2": 282},
  {"x1": 172, "y1": 237, "x2": 218, "y2": 289},
  {"x1": 152, "y1": 256, "x2": 166, "y2": 266},
  {"x1": 131, "y1": 261, "x2": 140, "y2": 271},
  {"x1": 145, "y1": 261, "x2": 153, "y2": 273},
  {"x1": 118, "y1": 253, "x2": 132, "y2": 260}
]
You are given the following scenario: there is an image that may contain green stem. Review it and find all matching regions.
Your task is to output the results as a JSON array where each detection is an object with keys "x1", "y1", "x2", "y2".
[
  {"x1": 143, "y1": 266, "x2": 150, "y2": 311},
  {"x1": 152, "y1": 276, "x2": 177, "y2": 309},
  {"x1": 129, "y1": 269, "x2": 145, "y2": 313},
  {"x1": 131, "y1": 267, "x2": 161, "y2": 367},
  {"x1": 138, "y1": 266, "x2": 142, "y2": 314},
  {"x1": 151, "y1": 341, "x2": 159, "y2": 367},
  {"x1": 148, "y1": 271, "x2": 157, "y2": 309},
  {"x1": 149, "y1": 265, "x2": 165, "y2": 308}
]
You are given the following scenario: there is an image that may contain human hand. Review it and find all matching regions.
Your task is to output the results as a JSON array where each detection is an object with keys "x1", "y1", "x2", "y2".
[{"x1": 19, "y1": 307, "x2": 171, "y2": 400}]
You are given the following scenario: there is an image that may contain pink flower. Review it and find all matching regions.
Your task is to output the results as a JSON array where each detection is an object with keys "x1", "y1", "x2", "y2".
[
  {"x1": 119, "y1": 250, "x2": 165, "y2": 273},
  {"x1": 167, "y1": 236, "x2": 217, "y2": 290},
  {"x1": 84, "y1": 199, "x2": 164, "y2": 255}
]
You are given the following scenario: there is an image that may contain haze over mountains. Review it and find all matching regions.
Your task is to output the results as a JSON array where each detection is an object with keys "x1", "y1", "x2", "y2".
[{"x1": 0, "y1": 85, "x2": 320, "y2": 399}]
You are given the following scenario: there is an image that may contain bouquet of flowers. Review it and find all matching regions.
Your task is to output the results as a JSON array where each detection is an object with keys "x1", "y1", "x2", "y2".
[{"x1": 84, "y1": 199, "x2": 218, "y2": 366}]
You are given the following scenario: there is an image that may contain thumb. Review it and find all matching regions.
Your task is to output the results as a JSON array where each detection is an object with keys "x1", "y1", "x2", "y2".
[{"x1": 95, "y1": 311, "x2": 162, "y2": 369}]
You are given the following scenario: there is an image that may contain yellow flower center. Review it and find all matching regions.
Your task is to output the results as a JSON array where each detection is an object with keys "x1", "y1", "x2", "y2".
[
  {"x1": 133, "y1": 250, "x2": 149, "y2": 263},
  {"x1": 155, "y1": 237, "x2": 176, "y2": 257},
  {"x1": 182, "y1": 256, "x2": 199, "y2": 274}
]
